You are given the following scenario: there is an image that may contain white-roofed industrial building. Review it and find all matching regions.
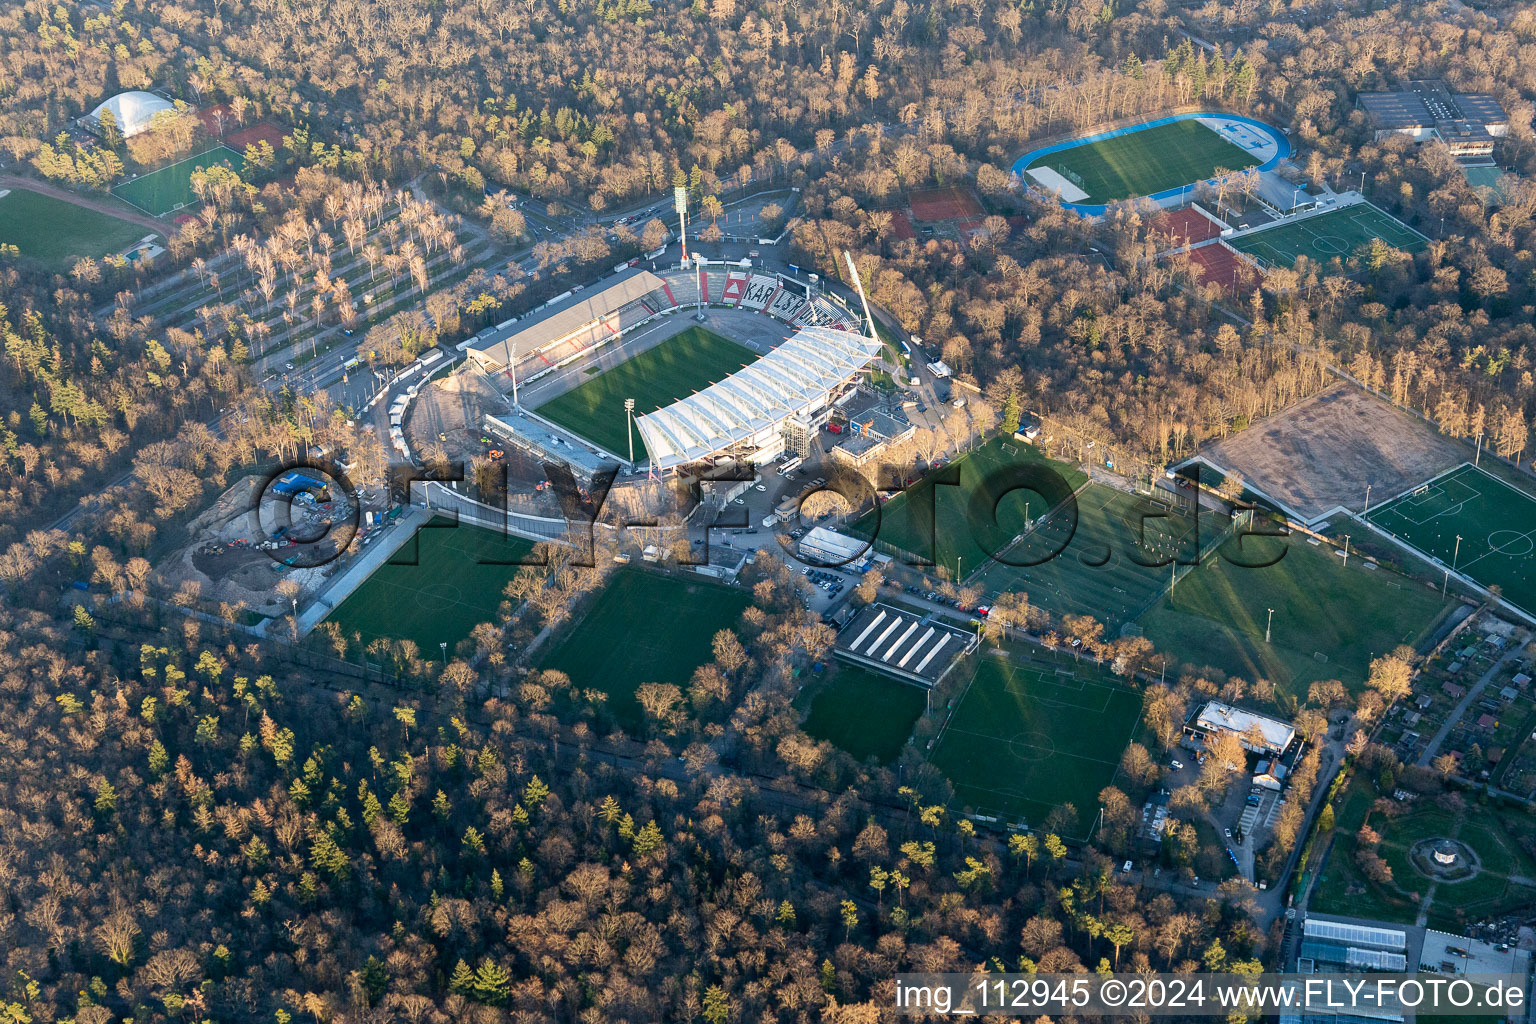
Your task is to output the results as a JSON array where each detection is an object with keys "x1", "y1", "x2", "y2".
[
  {"x1": 1185, "y1": 700, "x2": 1297, "y2": 755},
  {"x1": 85, "y1": 91, "x2": 176, "y2": 138},
  {"x1": 833, "y1": 603, "x2": 979, "y2": 688},
  {"x1": 636, "y1": 325, "x2": 879, "y2": 470}
]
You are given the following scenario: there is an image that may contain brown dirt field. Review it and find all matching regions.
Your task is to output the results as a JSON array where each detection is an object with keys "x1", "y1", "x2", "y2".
[
  {"x1": 909, "y1": 185, "x2": 985, "y2": 221},
  {"x1": 1201, "y1": 383, "x2": 1468, "y2": 521},
  {"x1": 888, "y1": 209, "x2": 916, "y2": 240},
  {"x1": 226, "y1": 123, "x2": 287, "y2": 151},
  {"x1": 1151, "y1": 207, "x2": 1221, "y2": 246}
]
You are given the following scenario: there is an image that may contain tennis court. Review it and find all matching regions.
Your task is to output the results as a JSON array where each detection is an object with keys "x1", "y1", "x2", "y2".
[
  {"x1": 535, "y1": 325, "x2": 755, "y2": 458},
  {"x1": 1229, "y1": 202, "x2": 1427, "y2": 269},
  {"x1": 324, "y1": 518, "x2": 537, "y2": 655},
  {"x1": 1367, "y1": 463, "x2": 1536, "y2": 618},
  {"x1": 929, "y1": 651, "x2": 1143, "y2": 833},
  {"x1": 541, "y1": 567, "x2": 751, "y2": 732},
  {"x1": 113, "y1": 145, "x2": 247, "y2": 215}
]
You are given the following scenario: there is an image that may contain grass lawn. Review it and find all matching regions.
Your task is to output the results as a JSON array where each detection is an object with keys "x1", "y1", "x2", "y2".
[
  {"x1": 850, "y1": 436, "x2": 1088, "y2": 576},
  {"x1": 1034, "y1": 119, "x2": 1258, "y2": 205},
  {"x1": 1367, "y1": 463, "x2": 1536, "y2": 620},
  {"x1": 1311, "y1": 776, "x2": 1536, "y2": 929},
  {"x1": 541, "y1": 567, "x2": 751, "y2": 733},
  {"x1": 113, "y1": 145, "x2": 247, "y2": 216},
  {"x1": 1229, "y1": 202, "x2": 1427, "y2": 269},
  {"x1": 973, "y1": 481, "x2": 1230, "y2": 633},
  {"x1": 324, "y1": 518, "x2": 536, "y2": 655},
  {"x1": 929, "y1": 649, "x2": 1142, "y2": 833},
  {"x1": 535, "y1": 325, "x2": 756, "y2": 458},
  {"x1": 0, "y1": 188, "x2": 154, "y2": 267},
  {"x1": 797, "y1": 664, "x2": 927, "y2": 764},
  {"x1": 1137, "y1": 533, "x2": 1458, "y2": 701}
]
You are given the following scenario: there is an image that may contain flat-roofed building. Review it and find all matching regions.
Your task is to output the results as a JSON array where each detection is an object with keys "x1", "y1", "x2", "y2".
[
  {"x1": 1186, "y1": 700, "x2": 1297, "y2": 755},
  {"x1": 1357, "y1": 81, "x2": 1509, "y2": 160},
  {"x1": 833, "y1": 603, "x2": 978, "y2": 688}
]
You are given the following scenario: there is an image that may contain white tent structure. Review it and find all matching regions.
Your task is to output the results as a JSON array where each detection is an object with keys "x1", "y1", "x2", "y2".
[
  {"x1": 636, "y1": 325, "x2": 879, "y2": 470},
  {"x1": 87, "y1": 91, "x2": 175, "y2": 137}
]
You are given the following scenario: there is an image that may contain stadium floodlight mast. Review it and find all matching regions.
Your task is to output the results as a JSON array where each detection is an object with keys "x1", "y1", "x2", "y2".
[
  {"x1": 625, "y1": 397, "x2": 636, "y2": 464},
  {"x1": 1265, "y1": 608, "x2": 1275, "y2": 643},
  {"x1": 842, "y1": 250, "x2": 880, "y2": 349},
  {"x1": 675, "y1": 185, "x2": 689, "y2": 263}
]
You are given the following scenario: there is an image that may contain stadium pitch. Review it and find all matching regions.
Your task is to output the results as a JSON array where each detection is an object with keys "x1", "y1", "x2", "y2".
[
  {"x1": 797, "y1": 664, "x2": 928, "y2": 764},
  {"x1": 1367, "y1": 463, "x2": 1536, "y2": 618},
  {"x1": 324, "y1": 518, "x2": 536, "y2": 655},
  {"x1": 1025, "y1": 118, "x2": 1259, "y2": 206},
  {"x1": 534, "y1": 325, "x2": 755, "y2": 458},
  {"x1": 113, "y1": 145, "x2": 247, "y2": 216},
  {"x1": 1137, "y1": 531, "x2": 1457, "y2": 700},
  {"x1": 541, "y1": 567, "x2": 751, "y2": 733},
  {"x1": 929, "y1": 651, "x2": 1142, "y2": 833},
  {"x1": 1229, "y1": 202, "x2": 1427, "y2": 269}
]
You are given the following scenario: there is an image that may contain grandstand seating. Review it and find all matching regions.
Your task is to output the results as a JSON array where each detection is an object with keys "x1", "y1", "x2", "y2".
[
  {"x1": 669, "y1": 272, "x2": 699, "y2": 307},
  {"x1": 740, "y1": 275, "x2": 776, "y2": 310},
  {"x1": 767, "y1": 289, "x2": 806, "y2": 322},
  {"x1": 704, "y1": 271, "x2": 728, "y2": 302}
]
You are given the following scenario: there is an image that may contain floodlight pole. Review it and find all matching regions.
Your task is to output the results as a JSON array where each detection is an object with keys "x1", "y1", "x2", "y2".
[
  {"x1": 1475, "y1": 429, "x2": 1484, "y2": 467},
  {"x1": 1453, "y1": 535, "x2": 1463, "y2": 571},
  {"x1": 1265, "y1": 608, "x2": 1275, "y2": 644},
  {"x1": 842, "y1": 250, "x2": 879, "y2": 347},
  {"x1": 1342, "y1": 535, "x2": 1351, "y2": 567},
  {"x1": 440, "y1": 641, "x2": 447, "y2": 666},
  {"x1": 1364, "y1": 483, "x2": 1372, "y2": 514},
  {"x1": 675, "y1": 186, "x2": 689, "y2": 263},
  {"x1": 625, "y1": 397, "x2": 636, "y2": 465},
  {"x1": 1443, "y1": 567, "x2": 1451, "y2": 598},
  {"x1": 509, "y1": 353, "x2": 520, "y2": 409}
]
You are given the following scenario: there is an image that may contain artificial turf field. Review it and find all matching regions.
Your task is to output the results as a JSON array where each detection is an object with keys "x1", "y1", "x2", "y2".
[
  {"x1": 1229, "y1": 202, "x2": 1427, "y2": 269},
  {"x1": 1366, "y1": 463, "x2": 1536, "y2": 619},
  {"x1": 1137, "y1": 531, "x2": 1457, "y2": 701},
  {"x1": 535, "y1": 325, "x2": 755, "y2": 458},
  {"x1": 929, "y1": 650, "x2": 1142, "y2": 832},
  {"x1": 797, "y1": 664, "x2": 927, "y2": 764},
  {"x1": 0, "y1": 188, "x2": 153, "y2": 267},
  {"x1": 541, "y1": 567, "x2": 751, "y2": 732},
  {"x1": 1032, "y1": 119, "x2": 1258, "y2": 205},
  {"x1": 324, "y1": 518, "x2": 536, "y2": 654},
  {"x1": 112, "y1": 145, "x2": 246, "y2": 215},
  {"x1": 972, "y1": 481, "x2": 1232, "y2": 633}
]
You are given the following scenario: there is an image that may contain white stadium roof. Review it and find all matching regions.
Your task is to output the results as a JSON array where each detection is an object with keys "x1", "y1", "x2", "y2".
[
  {"x1": 636, "y1": 326, "x2": 879, "y2": 469},
  {"x1": 88, "y1": 91, "x2": 175, "y2": 137}
]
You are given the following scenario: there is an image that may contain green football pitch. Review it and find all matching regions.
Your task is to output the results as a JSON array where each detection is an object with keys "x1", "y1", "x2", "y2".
[
  {"x1": 797, "y1": 664, "x2": 928, "y2": 764},
  {"x1": 929, "y1": 650, "x2": 1143, "y2": 832},
  {"x1": 113, "y1": 145, "x2": 247, "y2": 216},
  {"x1": 972, "y1": 482, "x2": 1232, "y2": 633},
  {"x1": 1229, "y1": 202, "x2": 1427, "y2": 269},
  {"x1": 1137, "y1": 530, "x2": 1458, "y2": 700},
  {"x1": 324, "y1": 518, "x2": 537, "y2": 655},
  {"x1": 541, "y1": 567, "x2": 751, "y2": 732},
  {"x1": 1033, "y1": 119, "x2": 1258, "y2": 205},
  {"x1": 0, "y1": 188, "x2": 154, "y2": 267},
  {"x1": 849, "y1": 437, "x2": 1089, "y2": 578},
  {"x1": 535, "y1": 325, "x2": 755, "y2": 458},
  {"x1": 1367, "y1": 463, "x2": 1536, "y2": 619}
]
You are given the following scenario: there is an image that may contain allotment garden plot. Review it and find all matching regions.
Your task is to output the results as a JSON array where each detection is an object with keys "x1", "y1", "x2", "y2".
[
  {"x1": 1367, "y1": 464, "x2": 1536, "y2": 618},
  {"x1": 929, "y1": 651, "x2": 1142, "y2": 833}
]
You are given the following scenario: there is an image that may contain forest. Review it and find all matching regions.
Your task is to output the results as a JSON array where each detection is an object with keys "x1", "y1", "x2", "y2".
[{"x1": 3, "y1": 0, "x2": 1536, "y2": 1019}]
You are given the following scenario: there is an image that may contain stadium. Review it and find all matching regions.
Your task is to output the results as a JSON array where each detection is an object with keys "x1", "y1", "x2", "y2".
[{"x1": 458, "y1": 259, "x2": 881, "y2": 474}]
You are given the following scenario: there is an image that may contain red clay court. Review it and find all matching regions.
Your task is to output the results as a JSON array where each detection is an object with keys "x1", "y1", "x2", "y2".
[
  {"x1": 1181, "y1": 242, "x2": 1260, "y2": 295},
  {"x1": 226, "y1": 123, "x2": 286, "y2": 151},
  {"x1": 909, "y1": 185, "x2": 985, "y2": 221},
  {"x1": 887, "y1": 209, "x2": 916, "y2": 240},
  {"x1": 1150, "y1": 207, "x2": 1222, "y2": 247}
]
